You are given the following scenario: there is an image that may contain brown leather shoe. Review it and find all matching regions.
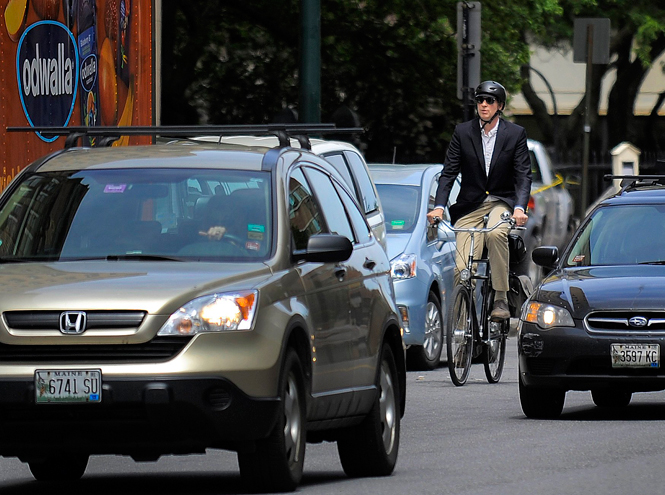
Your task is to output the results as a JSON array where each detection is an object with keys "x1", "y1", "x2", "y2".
[{"x1": 490, "y1": 300, "x2": 510, "y2": 321}]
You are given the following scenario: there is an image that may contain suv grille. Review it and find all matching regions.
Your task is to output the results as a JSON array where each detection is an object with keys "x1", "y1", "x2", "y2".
[
  {"x1": 585, "y1": 311, "x2": 665, "y2": 334},
  {"x1": 4, "y1": 310, "x2": 146, "y2": 330},
  {"x1": 0, "y1": 337, "x2": 192, "y2": 363}
]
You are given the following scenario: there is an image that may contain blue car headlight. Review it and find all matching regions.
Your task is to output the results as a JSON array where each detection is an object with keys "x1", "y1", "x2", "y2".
[
  {"x1": 522, "y1": 301, "x2": 574, "y2": 330},
  {"x1": 390, "y1": 253, "x2": 416, "y2": 280}
]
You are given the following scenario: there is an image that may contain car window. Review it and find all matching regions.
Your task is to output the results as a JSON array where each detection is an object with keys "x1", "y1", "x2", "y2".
[
  {"x1": 344, "y1": 151, "x2": 380, "y2": 215},
  {"x1": 334, "y1": 181, "x2": 372, "y2": 245},
  {"x1": 321, "y1": 153, "x2": 357, "y2": 197},
  {"x1": 375, "y1": 184, "x2": 420, "y2": 234},
  {"x1": 565, "y1": 204, "x2": 665, "y2": 266},
  {"x1": 288, "y1": 168, "x2": 325, "y2": 251},
  {"x1": 303, "y1": 167, "x2": 355, "y2": 243},
  {"x1": 529, "y1": 150, "x2": 543, "y2": 183},
  {"x1": 0, "y1": 169, "x2": 272, "y2": 261}
]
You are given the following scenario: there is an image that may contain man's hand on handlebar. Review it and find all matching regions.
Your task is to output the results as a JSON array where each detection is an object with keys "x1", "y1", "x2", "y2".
[
  {"x1": 512, "y1": 208, "x2": 528, "y2": 227},
  {"x1": 427, "y1": 207, "x2": 444, "y2": 224}
]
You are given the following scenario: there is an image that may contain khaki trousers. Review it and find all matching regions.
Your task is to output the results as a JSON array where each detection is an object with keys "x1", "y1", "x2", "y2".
[{"x1": 454, "y1": 200, "x2": 510, "y2": 292}]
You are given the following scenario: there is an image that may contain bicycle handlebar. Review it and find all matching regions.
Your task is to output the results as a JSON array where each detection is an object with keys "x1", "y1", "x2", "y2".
[{"x1": 433, "y1": 212, "x2": 525, "y2": 234}]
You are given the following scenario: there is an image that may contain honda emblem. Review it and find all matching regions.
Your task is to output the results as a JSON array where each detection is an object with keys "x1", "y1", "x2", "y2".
[{"x1": 60, "y1": 311, "x2": 87, "y2": 334}]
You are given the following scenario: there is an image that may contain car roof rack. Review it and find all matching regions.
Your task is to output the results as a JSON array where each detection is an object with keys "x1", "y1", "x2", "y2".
[
  {"x1": 6, "y1": 124, "x2": 364, "y2": 151},
  {"x1": 604, "y1": 174, "x2": 665, "y2": 192}
]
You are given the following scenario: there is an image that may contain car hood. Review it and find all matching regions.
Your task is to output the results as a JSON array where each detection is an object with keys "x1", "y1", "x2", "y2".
[
  {"x1": 0, "y1": 261, "x2": 273, "y2": 315},
  {"x1": 385, "y1": 233, "x2": 411, "y2": 260},
  {"x1": 534, "y1": 265, "x2": 665, "y2": 318}
]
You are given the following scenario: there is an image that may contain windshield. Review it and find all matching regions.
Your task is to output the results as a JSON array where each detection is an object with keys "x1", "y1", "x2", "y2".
[
  {"x1": 565, "y1": 204, "x2": 665, "y2": 267},
  {"x1": 375, "y1": 184, "x2": 420, "y2": 234},
  {"x1": 0, "y1": 168, "x2": 272, "y2": 262}
]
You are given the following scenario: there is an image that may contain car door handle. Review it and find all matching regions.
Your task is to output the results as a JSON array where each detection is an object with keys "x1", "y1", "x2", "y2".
[
  {"x1": 363, "y1": 258, "x2": 376, "y2": 270},
  {"x1": 335, "y1": 266, "x2": 347, "y2": 280}
]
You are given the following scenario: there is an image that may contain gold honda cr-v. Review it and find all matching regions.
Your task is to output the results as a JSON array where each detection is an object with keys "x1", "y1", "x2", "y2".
[{"x1": 0, "y1": 126, "x2": 404, "y2": 492}]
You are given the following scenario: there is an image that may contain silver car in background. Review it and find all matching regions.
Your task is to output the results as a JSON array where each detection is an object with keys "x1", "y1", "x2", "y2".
[{"x1": 369, "y1": 164, "x2": 460, "y2": 370}]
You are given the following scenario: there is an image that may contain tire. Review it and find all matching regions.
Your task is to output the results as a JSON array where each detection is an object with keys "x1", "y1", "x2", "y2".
[
  {"x1": 337, "y1": 343, "x2": 400, "y2": 477},
  {"x1": 446, "y1": 285, "x2": 473, "y2": 386},
  {"x1": 591, "y1": 389, "x2": 632, "y2": 408},
  {"x1": 483, "y1": 323, "x2": 507, "y2": 383},
  {"x1": 238, "y1": 348, "x2": 306, "y2": 492},
  {"x1": 406, "y1": 291, "x2": 443, "y2": 371},
  {"x1": 519, "y1": 372, "x2": 565, "y2": 419},
  {"x1": 28, "y1": 455, "x2": 88, "y2": 482}
]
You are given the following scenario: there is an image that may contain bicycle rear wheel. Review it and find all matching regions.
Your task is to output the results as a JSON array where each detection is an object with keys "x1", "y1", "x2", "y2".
[
  {"x1": 483, "y1": 289, "x2": 507, "y2": 383},
  {"x1": 446, "y1": 285, "x2": 473, "y2": 386}
]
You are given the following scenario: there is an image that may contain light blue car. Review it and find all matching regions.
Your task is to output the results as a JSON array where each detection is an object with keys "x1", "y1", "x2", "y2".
[{"x1": 369, "y1": 164, "x2": 460, "y2": 370}]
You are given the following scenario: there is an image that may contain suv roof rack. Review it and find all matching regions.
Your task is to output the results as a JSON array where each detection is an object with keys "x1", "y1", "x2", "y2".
[
  {"x1": 604, "y1": 174, "x2": 665, "y2": 191},
  {"x1": 6, "y1": 124, "x2": 364, "y2": 150}
]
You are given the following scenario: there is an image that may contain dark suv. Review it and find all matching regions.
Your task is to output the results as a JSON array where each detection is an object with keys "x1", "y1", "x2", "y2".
[
  {"x1": 0, "y1": 125, "x2": 404, "y2": 491},
  {"x1": 519, "y1": 175, "x2": 665, "y2": 418}
]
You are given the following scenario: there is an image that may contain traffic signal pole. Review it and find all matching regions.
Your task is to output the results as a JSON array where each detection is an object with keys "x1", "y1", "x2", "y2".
[{"x1": 300, "y1": 0, "x2": 321, "y2": 123}]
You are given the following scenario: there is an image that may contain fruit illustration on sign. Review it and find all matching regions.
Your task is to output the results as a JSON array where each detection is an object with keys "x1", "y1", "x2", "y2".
[
  {"x1": 99, "y1": 37, "x2": 118, "y2": 125},
  {"x1": 4, "y1": 0, "x2": 28, "y2": 42}
]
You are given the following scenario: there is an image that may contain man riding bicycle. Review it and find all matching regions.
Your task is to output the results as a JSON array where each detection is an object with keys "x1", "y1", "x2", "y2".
[{"x1": 427, "y1": 80, "x2": 532, "y2": 321}]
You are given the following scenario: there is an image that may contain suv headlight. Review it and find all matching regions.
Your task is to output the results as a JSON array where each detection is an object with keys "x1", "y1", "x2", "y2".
[
  {"x1": 391, "y1": 253, "x2": 417, "y2": 280},
  {"x1": 158, "y1": 291, "x2": 258, "y2": 336},
  {"x1": 522, "y1": 301, "x2": 574, "y2": 330}
]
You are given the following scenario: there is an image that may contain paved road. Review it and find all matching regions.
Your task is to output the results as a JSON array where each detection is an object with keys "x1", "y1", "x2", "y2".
[{"x1": 2, "y1": 339, "x2": 665, "y2": 494}]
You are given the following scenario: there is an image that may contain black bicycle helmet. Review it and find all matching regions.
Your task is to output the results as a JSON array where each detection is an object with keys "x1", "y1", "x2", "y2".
[{"x1": 475, "y1": 81, "x2": 506, "y2": 108}]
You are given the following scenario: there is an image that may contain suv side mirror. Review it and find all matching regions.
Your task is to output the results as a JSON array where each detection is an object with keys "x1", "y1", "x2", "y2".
[
  {"x1": 303, "y1": 234, "x2": 353, "y2": 263},
  {"x1": 532, "y1": 246, "x2": 559, "y2": 270}
]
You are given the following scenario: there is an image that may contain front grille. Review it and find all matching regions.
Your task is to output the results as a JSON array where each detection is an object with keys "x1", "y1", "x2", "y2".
[
  {"x1": 585, "y1": 311, "x2": 665, "y2": 334},
  {"x1": 4, "y1": 310, "x2": 146, "y2": 330},
  {"x1": 0, "y1": 336, "x2": 192, "y2": 363}
]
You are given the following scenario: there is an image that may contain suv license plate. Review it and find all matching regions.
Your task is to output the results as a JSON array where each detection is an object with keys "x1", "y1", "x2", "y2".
[
  {"x1": 611, "y1": 344, "x2": 660, "y2": 368},
  {"x1": 35, "y1": 370, "x2": 102, "y2": 404}
]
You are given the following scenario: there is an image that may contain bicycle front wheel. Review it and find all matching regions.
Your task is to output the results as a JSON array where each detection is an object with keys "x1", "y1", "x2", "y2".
[
  {"x1": 446, "y1": 285, "x2": 473, "y2": 386},
  {"x1": 483, "y1": 290, "x2": 507, "y2": 383}
]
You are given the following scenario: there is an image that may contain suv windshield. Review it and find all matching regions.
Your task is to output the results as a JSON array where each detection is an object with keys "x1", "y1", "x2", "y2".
[
  {"x1": 565, "y1": 204, "x2": 665, "y2": 266},
  {"x1": 0, "y1": 168, "x2": 272, "y2": 262}
]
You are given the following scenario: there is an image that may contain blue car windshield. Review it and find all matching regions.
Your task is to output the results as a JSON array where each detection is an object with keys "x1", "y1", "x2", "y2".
[
  {"x1": 0, "y1": 168, "x2": 272, "y2": 262},
  {"x1": 375, "y1": 184, "x2": 420, "y2": 234},
  {"x1": 565, "y1": 204, "x2": 665, "y2": 266}
]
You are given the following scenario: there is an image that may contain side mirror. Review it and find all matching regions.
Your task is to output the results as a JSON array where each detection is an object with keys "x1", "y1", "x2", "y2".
[
  {"x1": 436, "y1": 221, "x2": 455, "y2": 243},
  {"x1": 303, "y1": 234, "x2": 353, "y2": 263},
  {"x1": 532, "y1": 246, "x2": 559, "y2": 270}
]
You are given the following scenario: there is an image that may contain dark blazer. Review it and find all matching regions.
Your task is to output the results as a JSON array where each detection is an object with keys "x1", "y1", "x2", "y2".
[{"x1": 435, "y1": 117, "x2": 532, "y2": 225}]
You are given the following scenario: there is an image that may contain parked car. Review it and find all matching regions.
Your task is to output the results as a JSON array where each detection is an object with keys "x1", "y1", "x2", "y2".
[
  {"x1": 0, "y1": 126, "x2": 404, "y2": 491},
  {"x1": 518, "y1": 175, "x2": 665, "y2": 419},
  {"x1": 520, "y1": 139, "x2": 578, "y2": 285},
  {"x1": 196, "y1": 135, "x2": 387, "y2": 251},
  {"x1": 369, "y1": 164, "x2": 460, "y2": 370}
]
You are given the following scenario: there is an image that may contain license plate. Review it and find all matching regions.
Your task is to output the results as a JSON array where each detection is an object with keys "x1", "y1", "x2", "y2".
[
  {"x1": 35, "y1": 370, "x2": 102, "y2": 404},
  {"x1": 611, "y1": 344, "x2": 660, "y2": 368}
]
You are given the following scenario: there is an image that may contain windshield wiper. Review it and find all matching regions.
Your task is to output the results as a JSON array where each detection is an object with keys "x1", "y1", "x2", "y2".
[
  {"x1": 105, "y1": 254, "x2": 183, "y2": 262},
  {"x1": 638, "y1": 260, "x2": 665, "y2": 265}
]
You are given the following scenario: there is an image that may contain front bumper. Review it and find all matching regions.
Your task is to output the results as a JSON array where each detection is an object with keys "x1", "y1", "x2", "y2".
[
  {"x1": 394, "y1": 277, "x2": 428, "y2": 347},
  {"x1": 0, "y1": 375, "x2": 280, "y2": 459},
  {"x1": 518, "y1": 321, "x2": 665, "y2": 392}
]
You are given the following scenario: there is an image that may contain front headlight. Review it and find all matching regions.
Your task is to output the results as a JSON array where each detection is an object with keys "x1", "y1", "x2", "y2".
[
  {"x1": 522, "y1": 301, "x2": 574, "y2": 330},
  {"x1": 158, "y1": 291, "x2": 258, "y2": 336},
  {"x1": 391, "y1": 253, "x2": 417, "y2": 280}
]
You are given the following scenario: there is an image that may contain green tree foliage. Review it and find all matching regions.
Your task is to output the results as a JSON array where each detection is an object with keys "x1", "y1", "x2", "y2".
[
  {"x1": 160, "y1": 1, "x2": 565, "y2": 161},
  {"x1": 522, "y1": 0, "x2": 665, "y2": 158}
]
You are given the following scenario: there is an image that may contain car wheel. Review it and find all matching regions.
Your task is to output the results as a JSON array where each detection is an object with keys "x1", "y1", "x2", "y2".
[
  {"x1": 238, "y1": 348, "x2": 306, "y2": 492},
  {"x1": 591, "y1": 389, "x2": 632, "y2": 408},
  {"x1": 337, "y1": 342, "x2": 400, "y2": 477},
  {"x1": 519, "y1": 372, "x2": 565, "y2": 419},
  {"x1": 406, "y1": 291, "x2": 443, "y2": 371},
  {"x1": 28, "y1": 455, "x2": 88, "y2": 482}
]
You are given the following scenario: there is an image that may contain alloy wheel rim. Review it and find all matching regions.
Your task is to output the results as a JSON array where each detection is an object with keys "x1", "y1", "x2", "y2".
[
  {"x1": 379, "y1": 361, "x2": 397, "y2": 454},
  {"x1": 423, "y1": 301, "x2": 442, "y2": 360},
  {"x1": 283, "y1": 373, "x2": 302, "y2": 466}
]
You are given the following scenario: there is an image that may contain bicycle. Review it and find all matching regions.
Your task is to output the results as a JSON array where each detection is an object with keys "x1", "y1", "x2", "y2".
[{"x1": 437, "y1": 211, "x2": 524, "y2": 386}]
